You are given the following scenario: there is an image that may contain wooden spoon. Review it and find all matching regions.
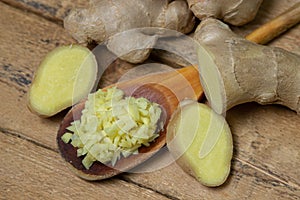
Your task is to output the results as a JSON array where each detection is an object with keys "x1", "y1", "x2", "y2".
[{"x1": 57, "y1": 66, "x2": 203, "y2": 180}]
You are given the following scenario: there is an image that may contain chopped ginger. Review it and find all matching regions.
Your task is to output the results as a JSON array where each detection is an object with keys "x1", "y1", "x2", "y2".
[{"x1": 62, "y1": 87, "x2": 162, "y2": 169}]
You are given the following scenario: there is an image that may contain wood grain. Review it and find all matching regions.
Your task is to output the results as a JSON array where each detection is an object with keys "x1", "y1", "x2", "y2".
[
  {"x1": 120, "y1": 106, "x2": 300, "y2": 199},
  {"x1": 122, "y1": 157, "x2": 300, "y2": 200},
  {"x1": 0, "y1": 131, "x2": 169, "y2": 200},
  {"x1": 245, "y1": 2, "x2": 300, "y2": 44},
  {"x1": 0, "y1": 0, "x2": 300, "y2": 199},
  {"x1": 227, "y1": 103, "x2": 300, "y2": 187},
  {"x1": 2, "y1": 0, "x2": 300, "y2": 54},
  {"x1": 232, "y1": 0, "x2": 300, "y2": 53},
  {"x1": 0, "y1": 2, "x2": 75, "y2": 149},
  {"x1": 1, "y1": 0, "x2": 88, "y2": 22}
]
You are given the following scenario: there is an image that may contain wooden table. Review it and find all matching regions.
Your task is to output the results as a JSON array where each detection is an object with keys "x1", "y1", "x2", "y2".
[{"x1": 1, "y1": 0, "x2": 299, "y2": 199}]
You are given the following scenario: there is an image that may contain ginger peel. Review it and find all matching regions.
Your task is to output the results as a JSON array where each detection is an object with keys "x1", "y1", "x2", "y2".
[
  {"x1": 64, "y1": 0, "x2": 195, "y2": 63},
  {"x1": 186, "y1": 0, "x2": 263, "y2": 26},
  {"x1": 194, "y1": 18, "x2": 300, "y2": 115},
  {"x1": 64, "y1": 0, "x2": 195, "y2": 44}
]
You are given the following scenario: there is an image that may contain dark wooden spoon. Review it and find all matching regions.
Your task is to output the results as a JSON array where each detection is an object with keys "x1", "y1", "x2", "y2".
[{"x1": 57, "y1": 66, "x2": 203, "y2": 180}]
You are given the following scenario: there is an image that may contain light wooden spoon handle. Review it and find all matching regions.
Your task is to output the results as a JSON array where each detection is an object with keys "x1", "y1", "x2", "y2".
[{"x1": 246, "y1": 2, "x2": 300, "y2": 44}]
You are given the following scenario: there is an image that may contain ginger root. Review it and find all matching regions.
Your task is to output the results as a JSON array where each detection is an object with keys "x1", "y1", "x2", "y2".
[
  {"x1": 28, "y1": 45, "x2": 97, "y2": 117},
  {"x1": 64, "y1": 0, "x2": 195, "y2": 63},
  {"x1": 194, "y1": 18, "x2": 300, "y2": 115},
  {"x1": 186, "y1": 0, "x2": 263, "y2": 26},
  {"x1": 167, "y1": 100, "x2": 233, "y2": 187}
]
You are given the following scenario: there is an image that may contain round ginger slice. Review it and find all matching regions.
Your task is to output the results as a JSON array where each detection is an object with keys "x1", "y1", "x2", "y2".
[
  {"x1": 28, "y1": 45, "x2": 97, "y2": 117},
  {"x1": 166, "y1": 100, "x2": 233, "y2": 187}
]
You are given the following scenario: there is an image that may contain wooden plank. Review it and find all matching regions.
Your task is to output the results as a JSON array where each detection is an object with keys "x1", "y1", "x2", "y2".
[
  {"x1": 120, "y1": 104, "x2": 300, "y2": 199},
  {"x1": 233, "y1": 0, "x2": 300, "y2": 34},
  {"x1": 232, "y1": 0, "x2": 300, "y2": 53},
  {"x1": 0, "y1": 2, "x2": 134, "y2": 149},
  {"x1": 3, "y1": 0, "x2": 300, "y2": 53},
  {"x1": 1, "y1": 1, "x2": 300, "y2": 199},
  {"x1": 0, "y1": 131, "x2": 169, "y2": 200},
  {"x1": 3, "y1": 0, "x2": 299, "y2": 53},
  {"x1": 0, "y1": 2, "x2": 75, "y2": 148},
  {"x1": 0, "y1": 1, "x2": 137, "y2": 149},
  {"x1": 1, "y1": 0, "x2": 88, "y2": 22},
  {"x1": 122, "y1": 154, "x2": 300, "y2": 199},
  {"x1": 226, "y1": 103, "x2": 300, "y2": 187}
]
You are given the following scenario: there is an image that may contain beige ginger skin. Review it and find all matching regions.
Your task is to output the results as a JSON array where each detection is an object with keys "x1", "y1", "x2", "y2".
[
  {"x1": 64, "y1": 0, "x2": 195, "y2": 63},
  {"x1": 194, "y1": 18, "x2": 300, "y2": 115},
  {"x1": 186, "y1": 0, "x2": 263, "y2": 26}
]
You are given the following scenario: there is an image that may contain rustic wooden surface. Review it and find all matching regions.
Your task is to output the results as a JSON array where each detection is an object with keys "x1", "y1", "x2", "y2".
[{"x1": 0, "y1": 0, "x2": 300, "y2": 199}]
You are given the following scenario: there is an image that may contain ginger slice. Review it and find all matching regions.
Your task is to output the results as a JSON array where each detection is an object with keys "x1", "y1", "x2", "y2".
[
  {"x1": 167, "y1": 100, "x2": 233, "y2": 187},
  {"x1": 28, "y1": 45, "x2": 98, "y2": 117}
]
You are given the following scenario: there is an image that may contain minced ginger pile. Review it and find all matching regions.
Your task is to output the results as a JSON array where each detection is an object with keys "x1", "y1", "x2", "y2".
[{"x1": 62, "y1": 87, "x2": 162, "y2": 169}]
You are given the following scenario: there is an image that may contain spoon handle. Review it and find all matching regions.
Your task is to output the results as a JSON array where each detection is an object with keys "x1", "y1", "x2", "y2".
[
  {"x1": 114, "y1": 66, "x2": 203, "y2": 103},
  {"x1": 246, "y1": 2, "x2": 300, "y2": 44}
]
